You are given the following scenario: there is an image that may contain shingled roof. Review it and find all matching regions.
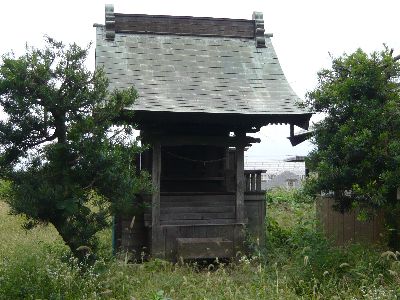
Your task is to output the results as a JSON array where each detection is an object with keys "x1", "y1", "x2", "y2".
[{"x1": 95, "y1": 5, "x2": 311, "y2": 129}]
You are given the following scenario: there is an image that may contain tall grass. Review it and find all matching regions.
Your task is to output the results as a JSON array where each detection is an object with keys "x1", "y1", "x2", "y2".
[
  {"x1": 0, "y1": 188, "x2": 399, "y2": 299},
  {"x1": 266, "y1": 188, "x2": 400, "y2": 299}
]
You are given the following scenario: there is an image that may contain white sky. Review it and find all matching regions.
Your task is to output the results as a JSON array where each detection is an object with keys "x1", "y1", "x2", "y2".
[{"x1": 1, "y1": 0, "x2": 400, "y2": 161}]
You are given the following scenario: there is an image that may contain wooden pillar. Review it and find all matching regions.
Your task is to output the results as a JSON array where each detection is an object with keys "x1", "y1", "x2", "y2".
[
  {"x1": 245, "y1": 173, "x2": 250, "y2": 192},
  {"x1": 256, "y1": 172, "x2": 262, "y2": 191},
  {"x1": 250, "y1": 174, "x2": 256, "y2": 191},
  {"x1": 235, "y1": 145, "x2": 245, "y2": 221},
  {"x1": 234, "y1": 143, "x2": 246, "y2": 254},
  {"x1": 151, "y1": 142, "x2": 164, "y2": 258},
  {"x1": 224, "y1": 148, "x2": 231, "y2": 192}
]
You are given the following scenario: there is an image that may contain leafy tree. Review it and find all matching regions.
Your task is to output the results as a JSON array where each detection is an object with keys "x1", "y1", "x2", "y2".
[
  {"x1": 0, "y1": 37, "x2": 150, "y2": 260},
  {"x1": 305, "y1": 48, "x2": 400, "y2": 248}
]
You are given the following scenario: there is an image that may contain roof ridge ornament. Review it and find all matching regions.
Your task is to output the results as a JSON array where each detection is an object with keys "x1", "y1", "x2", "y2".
[
  {"x1": 105, "y1": 4, "x2": 115, "y2": 40},
  {"x1": 252, "y1": 12, "x2": 266, "y2": 48}
]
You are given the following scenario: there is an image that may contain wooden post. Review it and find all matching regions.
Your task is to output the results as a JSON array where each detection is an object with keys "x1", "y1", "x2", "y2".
[
  {"x1": 250, "y1": 173, "x2": 256, "y2": 191},
  {"x1": 235, "y1": 145, "x2": 245, "y2": 221},
  {"x1": 256, "y1": 172, "x2": 262, "y2": 191},
  {"x1": 151, "y1": 142, "x2": 164, "y2": 258},
  {"x1": 224, "y1": 149, "x2": 231, "y2": 192},
  {"x1": 245, "y1": 173, "x2": 250, "y2": 192},
  {"x1": 234, "y1": 145, "x2": 246, "y2": 255}
]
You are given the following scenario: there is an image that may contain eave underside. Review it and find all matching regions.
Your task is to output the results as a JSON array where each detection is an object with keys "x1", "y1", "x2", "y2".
[{"x1": 123, "y1": 110, "x2": 311, "y2": 132}]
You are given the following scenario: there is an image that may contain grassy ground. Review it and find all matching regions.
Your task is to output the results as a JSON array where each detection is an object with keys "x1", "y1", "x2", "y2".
[{"x1": 1, "y1": 190, "x2": 400, "y2": 299}]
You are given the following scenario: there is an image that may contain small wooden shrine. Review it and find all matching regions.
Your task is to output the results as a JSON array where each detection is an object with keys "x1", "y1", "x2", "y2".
[{"x1": 95, "y1": 5, "x2": 311, "y2": 260}]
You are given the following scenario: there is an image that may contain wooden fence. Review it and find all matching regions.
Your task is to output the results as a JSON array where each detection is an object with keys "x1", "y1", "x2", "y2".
[{"x1": 316, "y1": 197, "x2": 385, "y2": 246}]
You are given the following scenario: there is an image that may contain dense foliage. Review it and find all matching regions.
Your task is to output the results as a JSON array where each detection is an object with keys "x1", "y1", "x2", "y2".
[
  {"x1": 304, "y1": 48, "x2": 400, "y2": 247},
  {"x1": 0, "y1": 38, "x2": 150, "y2": 259}
]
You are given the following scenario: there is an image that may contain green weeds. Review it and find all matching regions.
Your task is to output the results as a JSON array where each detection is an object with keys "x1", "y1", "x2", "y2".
[
  {"x1": 266, "y1": 187, "x2": 400, "y2": 299},
  {"x1": 0, "y1": 189, "x2": 399, "y2": 299}
]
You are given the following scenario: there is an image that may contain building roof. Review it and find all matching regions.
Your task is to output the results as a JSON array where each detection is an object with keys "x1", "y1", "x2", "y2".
[
  {"x1": 95, "y1": 5, "x2": 311, "y2": 129},
  {"x1": 285, "y1": 155, "x2": 307, "y2": 162}
]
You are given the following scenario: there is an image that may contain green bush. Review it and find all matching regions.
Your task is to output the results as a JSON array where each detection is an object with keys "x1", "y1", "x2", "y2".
[{"x1": 266, "y1": 187, "x2": 313, "y2": 205}]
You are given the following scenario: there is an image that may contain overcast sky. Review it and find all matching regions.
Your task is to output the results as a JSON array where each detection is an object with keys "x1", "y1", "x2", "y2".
[{"x1": 1, "y1": 0, "x2": 399, "y2": 161}]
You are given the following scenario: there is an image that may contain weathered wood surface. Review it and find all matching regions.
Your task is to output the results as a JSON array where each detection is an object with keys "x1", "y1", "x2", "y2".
[
  {"x1": 105, "y1": 4, "x2": 115, "y2": 40},
  {"x1": 114, "y1": 14, "x2": 255, "y2": 39},
  {"x1": 161, "y1": 177, "x2": 224, "y2": 181},
  {"x1": 151, "y1": 143, "x2": 164, "y2": 257},
  {"x1": 256, "y1": 174, "x2": 262, "y2": 191},
  {"x1": 155, "y1": 219, "x2": 242, "y2": 226},
  {"x1": 160, "y1": 192, "x2": 236, "y2": 196},
  {"x1": 118, "y1": 191, "x2": 265, "y2": 259},
  {"x1": 244, "y1": 170, "x2": 265, "y2": 192},
  {"x1": 245, "y1": 175, "x2": 250, "y2": 191},
  {"x1": 160, "y1": 206, "x2": 235, "y2": 214},
  {"x1": 163, "y1": 223, "x2": 242, "y2": 260},
  {"x1": 120, "y1": 216, "x2": 148, "y2": 260},
  {"x1": 317, "y1": 197, "x2": 385, "y2": 246},
  {"x1": 151, "y1": 144, "x2": 161, "y2": 228},
  {"x1": 161, "y1": 201, "x2": 233, "y2": 207},
  {"x1": 145, "y1": 194, "x2": 236, "y2": 226},
  {"x1": 250, "y1": 174, "x2": 256, "y2": 191},
  {"x1": 244, "y1": 192, "x2": 266, "y2": 247},
  {"x1": 151, "y1": 212, "x2": 235, "y2": 221},
  {"x1": 145, "y1": 135, "x2": 259, "y2": 147},
  {"x1": 236, "y1": 145, "x2": 245, "y2": 221},
  {"x1": 158, "y1": 145, "x2": 227, "y2": 193},
  {"x1": 252, "y1": 12, "x2": 266, "y2": 48},
  {"x1": 161, "y1": 193, "x2": 233, "y2": 204},
  {"x1": 114, "y1": 136, "x2": 267, "y2": 260},
  {"x1": 177, "y1": 238, "x2": 234, "y2": 259}
]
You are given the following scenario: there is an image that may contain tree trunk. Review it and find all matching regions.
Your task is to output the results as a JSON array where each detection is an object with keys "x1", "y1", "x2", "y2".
[
  {"x1": 54, "y1": 113, "x2": 67, "y2": 144},
  {"x1": 51, "y1": 216, "x2": 97, "y2": 263}
]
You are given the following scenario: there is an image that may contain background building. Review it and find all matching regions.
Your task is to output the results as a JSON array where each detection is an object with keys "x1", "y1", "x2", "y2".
[{"x1": 245, "y1": 156, "x2": 306, "y2": 190}]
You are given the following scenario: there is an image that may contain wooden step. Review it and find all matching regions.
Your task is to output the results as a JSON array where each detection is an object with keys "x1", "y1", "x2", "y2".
[
  {"x1": 144, "y1": 217, "x2": 240, "y2": 227},
  {"x1": 160, "y1": 206, "x2": 235, "y2": 214},
  {"x1": 176, "y1": 237, "x2": 233, "y2": 259}
]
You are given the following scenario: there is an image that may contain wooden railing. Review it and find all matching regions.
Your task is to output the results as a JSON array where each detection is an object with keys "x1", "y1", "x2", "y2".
[{"x1": 244, "y1": 170, "x2": 266, "y2": 192}]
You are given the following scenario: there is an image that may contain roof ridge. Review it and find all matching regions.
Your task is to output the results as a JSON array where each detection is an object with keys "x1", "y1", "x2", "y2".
[
  {"x1": 114, "y1": 13, "x2": 251, "y2": 22},
  {"x1": 104, "y1": 4, "x2": 266, "y2": 47}
]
